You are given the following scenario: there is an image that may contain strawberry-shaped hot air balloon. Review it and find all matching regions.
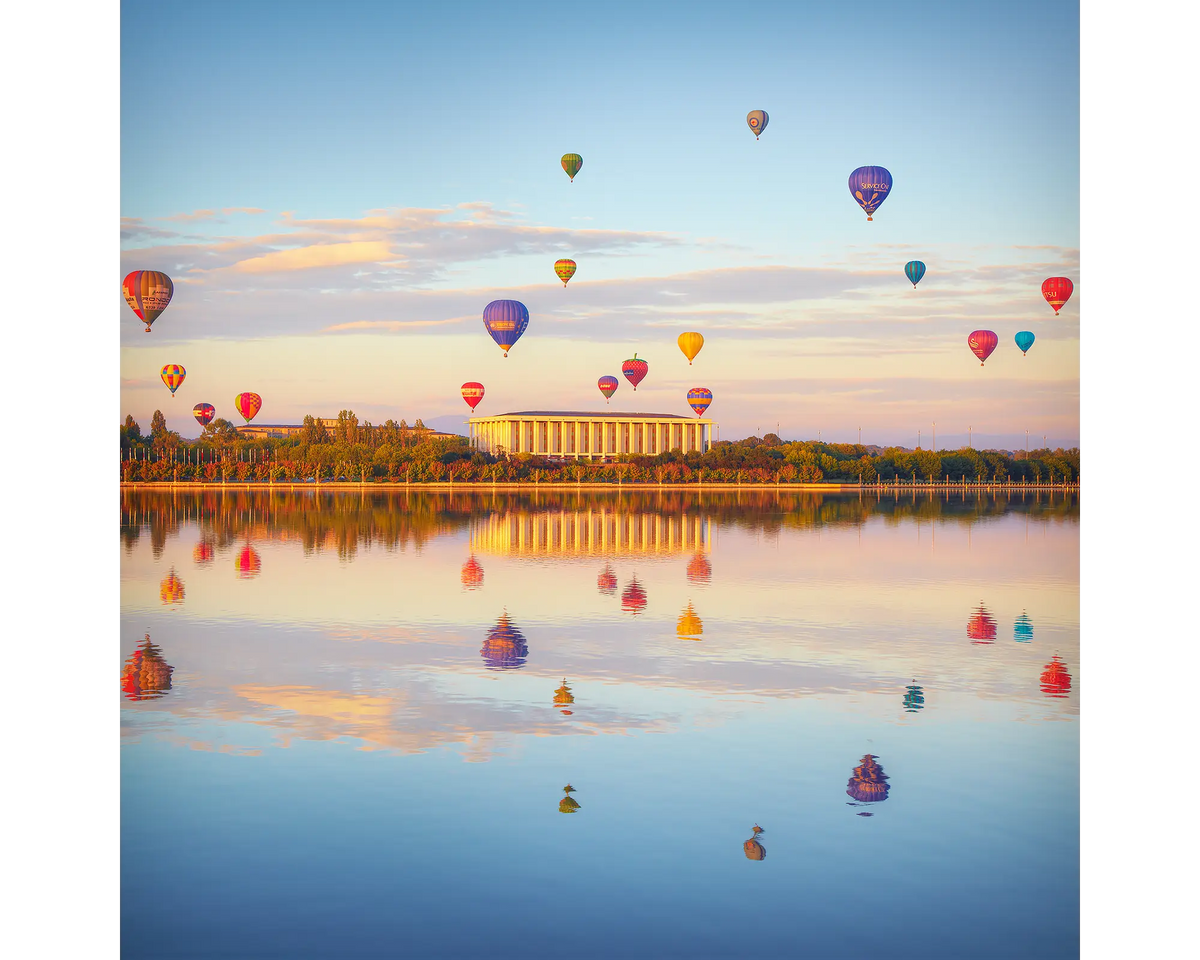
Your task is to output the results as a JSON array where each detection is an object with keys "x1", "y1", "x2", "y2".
[
  {"x1": 561, "y1": 153, "x2": 583, "y2": 182},
  {"x1": 1041, "y1": 277, "x2": 1073, "y2": 315},
  {"x1": 462, "y1": 382, "x2": 485, "y2": 411},
  {"x1": 160, "y1": 364, "x2": 186, "y2": 397},
  {"x1": 687, "y1": 387, "x2": 712, "y2": 417},
  {"x1": 122, "y1": 270, "x2": 173, "y2": 332},
  {"x1": 598, "y1": 376, "x2": 619, "y2": 403},
  {"x1": 192, "y1": 403, "x2": 215, "y2": 427},
  {"x1": 968, "y1": 330, "x2": 999, "y2": 366},
  {"x1": 482, "y1": 300, "x2": 529, "y2": 357},
  {"x1": 848, "y1": 166, "x2": 893, "y2": 221},
  {"x1": 554, "y1": 259, "x2": 577, "y2": 286},
  {"x1": 622, "y1": 354, "x2": 648, "y2": 391},
  {"x1": 234, "y1": 392, "x2": 262, "y2": 424}
]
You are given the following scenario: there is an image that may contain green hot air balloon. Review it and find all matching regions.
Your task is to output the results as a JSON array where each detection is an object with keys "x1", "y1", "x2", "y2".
[{"x1": 561, "y1": 153, "x2": 583, "y2": 182}]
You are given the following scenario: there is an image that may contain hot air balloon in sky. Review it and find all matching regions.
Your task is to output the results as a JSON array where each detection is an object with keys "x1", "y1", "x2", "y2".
[
  {"x1": 482, "y1": 300, "x2": 529, "y2": 357},
  {"x1": 482, "y1": 612, "x2": 529, "y2": 670},
  {"x1": 1041, "y1": 277, "x2": 1073, "y2": 315},
  {"x1": 121, "y1": 635, "x2": 174, "y2": 701},
  {"x1": 968, "y1": 330, "x2": 999, "y2": 366},
  {"x1": 122, "y1": 270, "x2": 173, "y2": 332},
  {"x1": 687, "y1": 387, "x2": 712, "y2": 418},
  {"x1": 905, "y1": 261, "x2": 926, "y2": 287},
  {"x1": 192, "y1": 403, "x2": 215, "y2": 427},
  {"x1": 160, "y1": 364, "x2": 185, "y2": 397},
  {"x1": 561, "y1": 153, "x2": 583, "y2": 181},
  {"x1": 1014, "y1": 612, "x2": 1034, "y2": 642},
  {"x1": 1015, "y1": 331, "x2": 1036, "y2": 355},
  {"x1": 462, "y1": 382, "x2": 485, "y2": 411},
  {"x1": 554, "y1": 259, "x2": 577, "y2": 286},
  {"x1": 677, "y1": 331, "x2": 704, "y2": 365},
  {"x1": 746, "y1": 110, "x2": 768, "y2": 139},
  {"x1": 598, "y1": 376, "x2": 619, "y2": 403},
  {"x1": 236, "y1": 545, "x2": 261, "y2": 579},
  {"x1": 846, "y1": 754, "x2": 890, "y2": 803},
  {"x1": 622, "y1": 354, "x2": 648, "y2": 391},
  {"x1": 848, "y1": 166, "x2": 892, "y2": 220},
  {"x1": 234, "y1": 392, "x2": 262, "y2": 424}
]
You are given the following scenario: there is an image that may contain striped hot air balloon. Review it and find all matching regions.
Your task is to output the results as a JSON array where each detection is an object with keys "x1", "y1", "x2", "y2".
[
  {"x1": 482, "y1": 300, "x2": 529, "y2": 357},
  {"x1": 848, "y1": 166, "x2": 893, "y2": 220},
  {"x1": 905, "y1": 260, "x2": 926, "y2": 287},
  {"x1": 159, "y1": 569, "x2": 185, "y2": 605},
  {"x1": 160, "y1": 364, "x2": 186, "y2": 396},
  {"x1": 561, "y1": 153, "x2": 583, "y2": 181},
  {"x1": 622, "y1": 354, "x2": 648, "y2": 390},
  {"x1": 554, "y1": 259, "x2": 577, "y2": 286},
  {"x1": 192, "y1": 403, "x2": 215, "y2": 427},
  {"x1": 462, "y1": 382, "x2": 485, "y2": 411},
  {"x1": 687, "y1": 387, "x2": 712, "y2": 417},
  {"x1": 968, "y1": 330, "x2": 999, "y2": 366},
  {"x1": 597, "y1": 375, "x2": 619, "y2": 403},
  {"x1": 1041, "y1": 277, "x2": 1074, "y2": 315},
  {"x1": 234, "y1": 392, "x2": 262, "y2": 423},
  {"x1": 121, "y1": 635, "x2": 174, "y2": 701},
  {"x1": 122, "y1": 270, "x2": 174, "y2": 332},
  {"x1": 677, "y1": 331, "x2": 704, "y2": 365},
  {"x1": 746, "y1": 110, "x2": 768, "y2": 139},
  {"x1": 1015, "y1": 331, "x2": 1036, "y2": 355},
  {"x1": 846, "y1": 754, "x2": 891, "y2": 803}
]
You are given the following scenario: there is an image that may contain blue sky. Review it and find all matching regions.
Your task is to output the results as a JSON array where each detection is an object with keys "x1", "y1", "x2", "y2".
[{"x1": 119, "y1": 0, "x2": 1080, "y2": 444}]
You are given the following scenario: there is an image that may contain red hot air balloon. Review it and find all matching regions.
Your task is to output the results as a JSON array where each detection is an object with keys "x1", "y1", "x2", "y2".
[
  {"x1": 597, "y1": 566, "x2": 617, "y2": 595},
  {"x1": 236, "y1": 545, "x2": 261, "y2": 579},
  {"x1": 461, "y1": 556, "x2": 484, "y2": 590},
  {"x1": 121, "y1": 635, "x2": 174, "y2": 700},
  {"x1": 234, "y1": 393, "x2": 262, "y2": 424},
  {"x1": 968, "y1": 330, "x2": 999, "y2": 366},
  {"x1": 622, "y1": 354, "x2": 648, "y2": 391},
  {"x1": 1040, "y1": 656, "x2": 1072, "y2": 698},
  {"x1": 462, "y1": 382, "x2": 485, "y2": 411},
  {"x1": 192, "y1": 403, "x2": 215, "y2": 427},
  {"x1": 122, "y1": 270, "x2": 174, "y2": 332},
  {"x1": 1041, "y1": 277, "x2": 1074, "y2": 315},
  {"x1": 686, "y1": 553, "x2": 712, "y2": 584},
  {"x1": 621, "y1": 577, "x2": 647, "y2": 615},
  {"x1": 687, "y1": 387, "x2": 712, "y2": 417},
  {"x1": 967, "y1": 603, "x2": 998, "y2": 643},
  {"x1": 598, "y1": 376, "x2": 619, "y2": 403}
]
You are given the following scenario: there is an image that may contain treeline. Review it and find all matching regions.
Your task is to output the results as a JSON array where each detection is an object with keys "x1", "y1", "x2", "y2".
[{"x1": 121, "y1": 410, "x2": 1081, "y2": 485}]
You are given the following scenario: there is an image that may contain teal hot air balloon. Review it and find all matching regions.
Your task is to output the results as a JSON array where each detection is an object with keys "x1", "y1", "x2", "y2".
[
  {"x1": 1015, "y1": 331, "x2": 1036, "y2": 355},
  {"x1": 1014, "y1": 612, "x2": 1034, "y2": 642},
  {"x1": 905, "y1": 261, "x2": 926, "y2": 287},
  {"x1": 902, "y1": 682, "x2": 925, "y2": 713}
]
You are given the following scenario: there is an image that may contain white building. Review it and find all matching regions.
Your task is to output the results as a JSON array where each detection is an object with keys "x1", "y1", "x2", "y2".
[{"x1": 467, "y1": 410, "x2": 716, "y2": 460}]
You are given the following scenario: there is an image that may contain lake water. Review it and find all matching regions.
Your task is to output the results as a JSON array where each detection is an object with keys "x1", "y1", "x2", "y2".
[{"x1": 121, "y1": 488, "x2": 1079, "y2": 959}]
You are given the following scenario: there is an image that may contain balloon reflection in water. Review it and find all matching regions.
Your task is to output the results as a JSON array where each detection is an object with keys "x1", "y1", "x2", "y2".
[
  {"x1": 482, "y1": 613, "x2": 529, "y2": 670},
  {"x1": 192, "y1": 541, "x2": 214, "y2": 565},
  {"x1": 559, "y1": 784, "x2": 580, "y2": 814},
  {"x1": 743, "y1": 825, "x2": 766, "y2": 861},
  {"x1": 159, "y1": 568, "x2": 185, "y2": 604},
  {"x1": 553, "y1": 679, "x2": 575, "y2": 716},
  {"x1": 597, "y1": 565, "x2": 617, "y2": 595},
  {"x1": 677, "y1": 602, "x2": 703, "y2": 639},
  {"x1": 461, "y1": 556, "x2": 484, "y2": 590},
  {"x1": 1040, "y1": 656, "x2": 1072, "y2": 698},
  {"x1": 1014, "y1": 611, "x2": 1034, "y2": 642},
  {"x1": 121, "y1": 635, "x2": 174, "y2": 701},
  {"x1": 902, "y1": 682, "x2": 925, "y2": 712},
  {"x1": 846, "y1": 755, "x2": 891, "y2": 804},
  {"x1": 621, "y1": 578, "x2": 647, "y2": 615},
  {"x1": 686, "y1": 552, "x2": 712, "y2": 584},
  {"x1": 967, "y1": 603, "x2": 997, "y2": 643},
  {"x1": 235, "y1": 545, "x2": 261, "y2": 579}
]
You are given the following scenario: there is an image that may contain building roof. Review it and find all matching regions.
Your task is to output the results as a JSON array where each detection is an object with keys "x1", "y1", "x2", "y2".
[{"x1": 483, "y1": 411, "x2": 700, "y2": 419}]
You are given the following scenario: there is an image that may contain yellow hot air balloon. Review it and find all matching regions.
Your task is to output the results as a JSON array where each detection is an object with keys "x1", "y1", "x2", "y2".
[
  {"x1": 677, "y1": 602, "x2": 703, "y2": 639},
  {"x1": 677, "y1": 332, "x2": 704, "y2": 365}
]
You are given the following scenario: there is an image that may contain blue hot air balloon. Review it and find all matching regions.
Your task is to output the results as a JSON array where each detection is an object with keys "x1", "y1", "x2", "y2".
[
  {"x1": 905, "y1": 260, "x2": 926, "y2": 287},
  {"x1": 482, "y1": 300, "x2": 530, "y2": 357},
  {"x1": 1014, "y1": 612, "x2": 1034, "y2": 642},
  {"x1": 849, "y1": 166, "x2": 893, "y2": 220},
  {"x1": 1015, "y1": 331, "x2": 1036, "y2": 355}
]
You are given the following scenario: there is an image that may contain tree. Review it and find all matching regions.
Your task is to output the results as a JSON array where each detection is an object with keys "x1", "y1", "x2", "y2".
[
  {"x1": 150, "y1": 410, "x2": 167, "y2": 438},
  {"x1": 202, "y1": 418, "x2": 238, "y2": 441},
  {"x1": 336, "y1": 410, "x2": 359, "y2": 445},
  {"x1": 124, "y1": 415, "x2": 141, "y2": 439}
]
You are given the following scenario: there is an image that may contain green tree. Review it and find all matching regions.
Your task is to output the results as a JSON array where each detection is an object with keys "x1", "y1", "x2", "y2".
[
  {"x1": 124, "y1": 415, "x2": 141, "y2": 439},
  {"x1": 150, "y1": 410, "x2": 167, "y2": 438}
]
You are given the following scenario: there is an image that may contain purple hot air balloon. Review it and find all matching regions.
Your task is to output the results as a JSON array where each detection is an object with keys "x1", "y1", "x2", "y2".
[
  {"x1": 482, "y1": 300, "x2": 530, "y2": 357},
  {"x1": 598, "y1": 375, "x2": 619, "y2": 403},
  {"x1": 481, "y1": 612, "x2": 529, "y2": 670},
  {"x1": 848, "y1": 166, "x2": 893, "y2": 221}
]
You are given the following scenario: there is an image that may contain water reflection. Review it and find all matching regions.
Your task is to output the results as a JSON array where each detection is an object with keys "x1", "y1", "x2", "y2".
[
  {"x1": 1014, "y1": 611, "x2": 1034, "y2": 642},
  {"x1": 460, "y1": 556, "x2": 484, "y2": 590},
  {"x1": 159, "y1": 568, "x2": 184, "y2": 604},
  {"x1": 553, "y1": 679, "x2": 575, "y2": 715},
  {"x1": 743, "y1": 825, "x2": 766, "y2": 861},
  {"x1": 621, "y1": 578, "x2": 647, "y2": 615},
  {"x1": 471, "y1": 508, "x2": 710, "y2": 558},
  {"x1": 967, "y1": 603, "x2": 997, "y2": 644},
  {"x1": 1040, "y1": 656, "x2": 1072, "y2": 698},
  {"x1": 482, "y1": 613, "x2": 529, "y2": 670},
  {"x1": 596, "y1": 565, "x2": 617, "y2": 595},
  {"x1": 686, "y1": 553, "x2": 712, "y2": 584},
  {"x1": 235, "y1": 545, "x2": 261, "y2": 579},
  {"x1": 902, "y1": 681, "x2": 925, "y2": 712},
  {"x1": 676, "y1": 602, "x2": 703, "y2": 640},
  {"x1": 559, "y1": 785, "x2": 580, "y2": 814},
  {"x1": 192, "y1": 541, "x2": 213, "y2": 565},
  {"x1": 121, "y1": 635, "x2": 174, "y2": 701},
  {"x1": 846, "y1": 755, "x2": 891, "y2": 804}
]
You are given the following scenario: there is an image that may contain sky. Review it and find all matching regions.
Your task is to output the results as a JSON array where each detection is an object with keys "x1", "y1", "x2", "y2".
[{"x1": 119, "y1": 0, "x2": 1080, "y2": 446}]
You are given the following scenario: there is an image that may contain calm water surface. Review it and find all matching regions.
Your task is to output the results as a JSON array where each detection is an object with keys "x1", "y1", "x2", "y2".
[{"x1": 121, "y1": 489, "x2": 1080, "y2": 959}]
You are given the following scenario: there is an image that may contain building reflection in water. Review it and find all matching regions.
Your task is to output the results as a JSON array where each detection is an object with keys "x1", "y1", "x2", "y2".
[
  {"x1": 967, "y1": 603, "x2": 997, "y2": 643},
  {"x1": 1040, "y1": 656, "x2": 1072, "y2": 698},
  {"x1": 621, "y1": 578, "x2": 647, "y2": 615},
  {"x1": 676, "y1": 602, "x2": 703, "y2": 640},
  {"x1": 902, "y1": 681, "x2": 925, "y2": 712},
  {"x1": 159, "y1": 568, "x2": 185, "y2": 605},
  {"x1": 553, "y1": 679, "x2": 575, "y2": 716},
  {"x1": 686, "y1": 552, "x2": 712, "y2": 585},
  {"x1": 597, "y1": 565, "x2": 617, "y2": 595},
  {"x1": 1014, "y1": 611, "x2": 1034, "y2": 643},
  {"x1": 743, "y1": 825, "x2": 766, "y2": 861},
  {"x1": 460, "y1": 555, "x2": 484, "y2": 590},
  {"x1": 121, "y1": 634, "x2": 175, "y2": 701},
  {"x1": 192, "y1": 540, "x2": 214, "y2": 565},
  {"x1": 481, "y1": 612, "x2": 529, "y2": 670},
  {"x1": 559, "y1": 784, "x2": 580, "y2": 814},
  {"x1": 470, "y1": 508, "x2": 711, "y2": 559},
  {"x1": 846, "y1": 755, "x2": 891, "y2": 804},
  {"x1": 236, "y1": 544, "x2": 262, "y2": 579}
]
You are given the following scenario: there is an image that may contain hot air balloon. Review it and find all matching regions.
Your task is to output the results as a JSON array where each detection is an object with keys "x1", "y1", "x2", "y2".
[
  {"x1": 462, "y1": 382, "x2": 485, "y2": 411},
  {"x1": 905, "y1": 261, "x2": 926, "y2": 287},
  {"x1": 121, "y1": 635, "x2": 174, "y2": 701},
  {"x1": 192, "y1": 403, "x2": 215, "y2": 427},
  {"x1": 743, "y1": 826, "x2": 766, "y2": 860},
  {"x1": 846, "y1": 754, "x2": 890, "y2": 803},
  {"x1": 555, "y1": 259, "x2": 577, "y2": 286},
  {"x1": 968, "y1": 330, "x2": 999, "y2": 366},
  {"x1": 159, "y1": 569, "x2": 185, "y2": 605},
  {"x1": 677, "y1": 331, "x2": 704, "y2": 365},
  {"x1": 193, "y1": 541, "x2": 214, "y2": 565},
  {"x1": 559, "y1": 784, "x2": 580, "y2": 813},
  {"x1": 1040, "y1": 656, "x2": 1072, "y2": 698},
  {"x1": 967, "y1": 603, "x2": 997, "y2": 643},
  {"x1": 160, "y1": 364, "x2": 186, "y2": 397},
  {"x1": 234, "y1": 392, "x2": 262, "y2": 424},
  {"x1": 553, "y1": 679, "x2": 575, "y2": 715},
  {"x1": 598, "y1": 376, "x2": 619, "y2": 403},
  {"x1": 621, "y1": 577, "x2": 647, "y2": 615},
  {"x1": 687, "y1": 387, "x2": 712, "y2": 418},
  {"x1": 677, "y1": 602, "x2": 703, "y2": 639},
  {"x1": 1041, "y1": 277, "x2": 1073, "y2": 315},
  {"x1": 482, "y1": 300, "x2": 529, "y2": 357},
  {"x1": 746, "y1": 110, "x2": 769, "y2": 139},
  {"x1": 122, "y1": 270, "x2": 174, "y2": 332},
  {"x1": 482, "y1": 612, "x2": 529, "y2": 670},
  {"x1": 597, "y1": 566, "x2": 617, "y2": 595},
  {"x1": 848, "y1": 166, "x2": 893, "y2": 221},
  {"x1": 902, "y1": 682, "x2": 925, "y2": 713},
  {"x1": 561, "y1": 153, "x2": 583, "y2": 182},
  {"x1": 235, "y1": 545, "x2": 261, "y2": 579},
  {"x1": 686, "y1": 553, "x2": 712, "y2": 584},
  {"x1": 1015, "y1": 331, "x2": 1036, "y2": 355},
  {"x1": 622, "y1": 354, "x2": 648, "y2": 391},
  {"x1": 1014, "y1": 612, "x2": 1033, "y2": 642},
  {"x1": 461, "y1": 556, "x2": 484, "y2": 590}
]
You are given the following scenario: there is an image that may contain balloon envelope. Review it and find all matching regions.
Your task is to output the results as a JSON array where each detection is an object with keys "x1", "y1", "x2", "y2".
[
  {"x1": 1014, "y1": 612, "x2": 1034, "y2": 642},
  {"x1": 462, "y1": 382, "x2": 485, "y2": 411},
  {"x1": 846, "y1": 754, "x2": 891, "y2": 803},
  {"x1": 561, "y1": 153, "x2": 583, "y2": 181},
  {"x1": 482, "y1": 613, "x2": 529, "y2": 670},
  {"x1": 122, "y1": 270, "x2": 174, "y2": 332},
  {"x1": 968, "y1": 603, "x2": 998, "y2": 642},
  {"x1": 848, "y1": 166, "x2": 893, "y2": 220},
  {"x1": 746, "y1": 110, "x2": 768, "y2": 139},
  {"x1": 1015, "y1": 331, "x2": 1036, "y2": 355},
  {"x1": 236, "y1": 545, "x2": 261, "y2": 579},
  {"x1": 461, "y1": 556, "x2": 484, "y2": 590},
  {"x1": 234, "y1": 392, "x2": 262, "y2": 424},
  {"x1": 687, "y1": 387, "x2": 712, "y2": 417},
  {"x1": 482, "y1": 300, "x2": 529, "y2": 356},
  {"x1": 1041, "y1": 277, "x2": 1074, "y2": 315},
  {"x1": 597, "y1": 375, "x2": 619, "y2": 402},
  {"x1": 622, "y1": 354, "x2": 648, "y2": 391},
  {"x1": 621, "y1": 578, "x2": 647, "y2": 615},
  {"x1": 1041, "y1": 656, "x2": 1072, "y2": 698},
  {"x1": 160, "y1": 364, "x2": 186, "y2": 396},
  {"x1": 192, "y1": 402, "x2": 215, "y2": 427},
  {"x1": 905, "y1": 260, "x2": 926, "y2": 287},
  {"x1": 554, "y1": 259, "x2": 577, "y2": 285},
  {"x1": 677, "y1": 331, "x2": 704, "y2": 365},
  {"x1": 968, "y1": 330, "x2": 999, "y2": 365}
]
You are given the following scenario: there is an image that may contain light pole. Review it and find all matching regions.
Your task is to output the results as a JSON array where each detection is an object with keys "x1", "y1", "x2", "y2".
[
  {"x1": 1025, "y1": 429, "x2": 1028, "y2": 452},
  {"x1": 969, "y1": 425, "x2": 972, "y2": 449},
  {"x1": 932, "y1": 422, "x2": 936, "y2": 451}
]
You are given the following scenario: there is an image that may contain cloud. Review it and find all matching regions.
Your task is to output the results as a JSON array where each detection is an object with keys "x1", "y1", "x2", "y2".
[
  {"x1": 323, "y1": 316, "x2": 471, "y2": 332},
  {"x1": 163, "y1": 209, "x2": 218, "y2": 223},
  {"x1": 222, "y1": 206, "x2": 266, "y2": 216},
  {"x1": 120, "y1": 217, "x2": 179, "y2": 241},
  {"x1": 230, "y1": 240, "x2": 401, "y2": 274}
]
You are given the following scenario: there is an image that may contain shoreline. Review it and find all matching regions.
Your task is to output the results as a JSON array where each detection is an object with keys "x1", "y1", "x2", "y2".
[{"x1": 119, "y1": 480, "x2": 1080, "y2": 492}]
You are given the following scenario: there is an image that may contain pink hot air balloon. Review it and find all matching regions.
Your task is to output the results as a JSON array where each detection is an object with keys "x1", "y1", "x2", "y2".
[
  {"x1": 967, "y1": 330, "x2": 999, "y2": 366},
  {"x1": 622, "y1": 354, "x2": 648, "y2": 391},
  {"x1": 598, "y1": 376, "x2": 619, "y2": 403}
]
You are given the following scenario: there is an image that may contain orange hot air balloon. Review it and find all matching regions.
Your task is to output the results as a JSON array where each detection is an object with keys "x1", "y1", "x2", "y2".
[
  {"x1": 121, "y1": 635, "x2": 174, "y2": 701},
  {"x1": 967, "y1": 603, "x2": 997, "y2": 643},
  {"x1": 1041, "y1": 277, "x2": 1074, "y2": 315},
  {"x1": 1040, "y1": 656, "x2": 1072, "y2": 698},
  {"x1": 553, "y1": 678, "x2": 575, "y2": 715},
  {"x1": 846, "y1": 754, "x2": 891, "y2": 803},
  {"x1": 968, "y1": 330, "x2": 999, "y2": 366},
  {"x1": 234, "y1": 392, "x2": 262, "y2": 424},
  {"x1": 677, "y1": 602, "x2": 703, "y2": 639},
  {"x1": 159, "y1": 569, "x2": 185, "y2": 604},
  {"x1": 743, "y1": 825, "x2": 766, "y2": 860},
  {"x1": 554, "y1": 259, "x2": 577, "y2": 286},
  {"x1": 122, "y1": 270, "x2": 174, "y2": 332},
  {"x1": 621, "y1": 577, "x2": 647, "y2": 615},
  {"x1": 462, "y1": 382, "x2": 485, "y2": 412},
  {"x1": 461, "y1": 555, "x2": 484, "y2": 590},
  {"x1": 235, "y1": 544, "x2": 261, "y2": 579},
  {"x1": 687, "y1": 553, "x2": 712, "y2": 584}
]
